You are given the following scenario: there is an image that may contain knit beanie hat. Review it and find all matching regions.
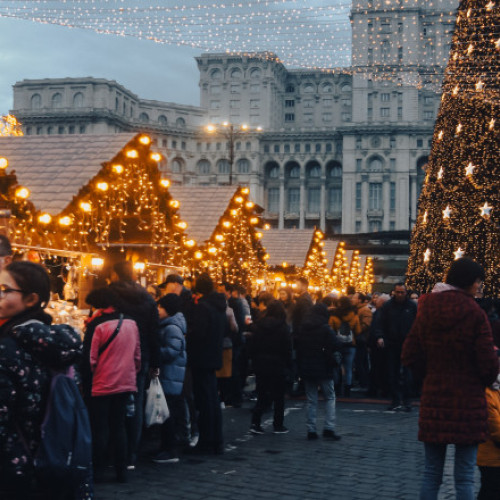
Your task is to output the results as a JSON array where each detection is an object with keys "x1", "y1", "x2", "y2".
[{"x1": 157, "y1": 293, "x2": 181, "y2": 316}]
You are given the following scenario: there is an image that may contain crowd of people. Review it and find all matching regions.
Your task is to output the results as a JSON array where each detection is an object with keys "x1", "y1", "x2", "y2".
[{"x1": 0, "y1": 232, "x2": 498, "y2": 500}]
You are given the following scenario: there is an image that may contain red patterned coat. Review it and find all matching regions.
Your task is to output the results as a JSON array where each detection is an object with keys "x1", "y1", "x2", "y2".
[{"x1": 402, "y1": 288, "x2": 499, "y2": 445}]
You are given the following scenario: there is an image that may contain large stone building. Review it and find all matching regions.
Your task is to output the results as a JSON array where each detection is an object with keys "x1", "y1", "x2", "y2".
[{"x1": 10, "y1": 0, "x2": 458, "y2": 235}]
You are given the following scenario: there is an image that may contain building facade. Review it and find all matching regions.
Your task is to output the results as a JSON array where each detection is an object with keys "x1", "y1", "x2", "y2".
[{"x1": 10, "y1": 0, "x2": 458, "y2": 235}]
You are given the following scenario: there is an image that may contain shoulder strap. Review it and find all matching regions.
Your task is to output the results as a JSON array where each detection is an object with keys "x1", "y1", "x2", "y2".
[{"x1": 98, "y1": 314, "x2": 124, "y2": 355}]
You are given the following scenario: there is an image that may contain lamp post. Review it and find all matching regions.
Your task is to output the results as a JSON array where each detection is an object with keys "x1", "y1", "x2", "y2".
[{"x1": 206, "y1": 122, "x2": 263, "y2": 186}]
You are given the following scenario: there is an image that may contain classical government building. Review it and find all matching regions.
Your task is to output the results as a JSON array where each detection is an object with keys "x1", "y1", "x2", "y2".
[{"x1": 10, "y1": 0, "x2": 457, "y2": 236}]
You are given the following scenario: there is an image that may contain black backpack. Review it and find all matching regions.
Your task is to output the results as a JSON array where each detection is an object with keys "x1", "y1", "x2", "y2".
[{"x1": 22, "y1": 371, "x2": 93, "y2": 486}]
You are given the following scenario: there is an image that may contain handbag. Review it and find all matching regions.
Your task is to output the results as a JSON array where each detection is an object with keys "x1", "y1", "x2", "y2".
[
  {"x1": 336, "y1": 321, "x2": 354, "y2": 345},
  {"x1": 145, "y1": 377, "x2": 170, "y2": 427}
]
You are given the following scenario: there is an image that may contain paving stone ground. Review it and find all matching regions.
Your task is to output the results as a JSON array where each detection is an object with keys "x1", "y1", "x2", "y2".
[{"x1": 95, "y1": 396, "x2": 480, "y2": 500}]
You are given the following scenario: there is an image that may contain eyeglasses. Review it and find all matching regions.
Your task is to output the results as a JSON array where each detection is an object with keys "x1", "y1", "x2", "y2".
[{"x1": 0, "y1": 285, "x2": 26, "y2": 298}]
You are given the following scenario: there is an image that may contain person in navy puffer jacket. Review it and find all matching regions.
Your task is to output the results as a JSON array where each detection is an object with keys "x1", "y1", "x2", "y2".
[{"x1": 153, "y1": 293, "x2": 187, "y2": 464}]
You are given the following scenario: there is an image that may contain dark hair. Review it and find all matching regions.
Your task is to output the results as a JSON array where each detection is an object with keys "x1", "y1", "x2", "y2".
[
  {"x1": 165, "y1": 274, "x2": 184, "y2": 285},
  {"x1": 393, "y1": 282, "x2": 407, "y2": 290},
  {"x1": 264, "y1": 300, "x2": 286, "y2": 322},
  {"x1": 335, "y1": 296, "x2": 356, "y2": 317},
  {"x1": 322, "y1": 295, "x2": 337, "y2": 308},
  {"x1": 113, "y1": 260, "x2": 134, "y2": 281},
  {"x1": 195, "y1": 273, "x2": 214, "y2": 296},
  {"x1": 0, "y1": 235, "x2": 12, "y2": 257},
  {"x1": 346, "y1": 285, "x2": 356, "y2": 295},
  {"x1": 445, "y1": 258, "x2": 485, "y2": 289},
  {"x1": 297, "y1": 277, "x2": 309, "y2": 287},
  {"x1": 158, "y1": 293, "x2": 181, "y2": 316},
  {"x1": 257, "y1": 291, "x2": 274, "y2": 308},
  {"x1": 86, "y1": 287, "x2": 117, "y2": 309},
  {"x1": 220, "y1": 282, "x2": 233, "y2": 293},
  {"x1": 6, "y1": 261, "x2": 51, "y2": 308},
  {"x1": 355, "y1": 292, "x2": 367, "y2": 302}
]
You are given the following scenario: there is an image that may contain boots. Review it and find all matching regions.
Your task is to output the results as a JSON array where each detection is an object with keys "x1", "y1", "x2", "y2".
[{"x1": 344, "y1": 385, "x2": 351, "y2": 398}]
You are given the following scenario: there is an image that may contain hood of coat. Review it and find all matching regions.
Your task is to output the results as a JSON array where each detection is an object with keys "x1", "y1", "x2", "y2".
[
  {"x1": 301, "y1": 303, "x2": 329, "y2": 331},
  {"x1": 200, "y1": 291, "x2": 227, "y2": 313},
  {"x1": 13, "y1": 320, "x2": 82, "y2": 370},
  {"x1": 108, "y1": 280, "x2": 157, "y2": 319},
  {"x1": 160, "y1": 312, "x2": 187, "y2": 334},
  {"x1": 417, "y1": 288, "x2": 480, "y2": 331}
]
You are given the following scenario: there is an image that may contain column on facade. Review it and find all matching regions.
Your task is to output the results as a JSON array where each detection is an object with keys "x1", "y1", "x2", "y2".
[
  {"x1": 279, "y1": 175, "x2": 285, "y2": 230},
  {"x1": 299, "y1": 166, "x2": 305, "y2": 230},
  {"x1": 320, "y1": 182, "x2": 326, "y2": 232},
  {"x1": 409, "y1": 173, "x2": 417, "y2": 227},
  {"x1": 397, "y1": 175, "x2": 410, "y2": 229},
  {"x1": 382, "y1": 174, "x2": 391, "y2": 231},
  {"x1": 361, "y1": 174, "x2": 369, "y2": 232}
]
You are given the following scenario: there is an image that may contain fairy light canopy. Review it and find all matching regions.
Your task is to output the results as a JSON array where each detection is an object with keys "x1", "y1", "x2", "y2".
[{"x1": 0, "y1": 0, "x2": 457, "y2": 72}]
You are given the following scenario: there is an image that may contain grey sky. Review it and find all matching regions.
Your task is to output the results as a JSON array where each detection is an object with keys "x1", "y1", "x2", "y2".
[{"x1": 0, "y1": 17, "x2": 202, "y2": 115}]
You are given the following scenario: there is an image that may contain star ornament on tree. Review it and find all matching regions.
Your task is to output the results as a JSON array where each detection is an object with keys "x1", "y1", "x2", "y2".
[
  {"x1": 453, "y1": 247, "x2": 465, "y2": 260},
  {"x1": 465, "y1": 163, "x2": 475, "y2": 177},
  {"x1": 443, "y1": 205, "x2": 452, "y2": 219},
  {"x1": 423, "y1": 248, "x2": 431, "y2": 263},
  {"x1": 480, "y1": 202, "x2": 492, "y2": 218},
  {"x1": 438, "y1": 167, "x2": 444, "y2": 180},
  {"x1": 475, "y1": 80, "x2": 485, "y2": 91}
]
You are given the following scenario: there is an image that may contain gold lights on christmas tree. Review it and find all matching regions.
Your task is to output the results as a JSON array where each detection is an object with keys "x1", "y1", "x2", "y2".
[
  {"x1": 0, "y1": 115, "x2": 23, "y2": 137},
  {"x1": 406, "y1": 0, "x2": 500, "y2": 296},
  {"x1": 330, "y1": 241, "x2": 350, "y2": 293},
  {"x1": 303, "y1": 228, "x2": 330, "y2": 288}
]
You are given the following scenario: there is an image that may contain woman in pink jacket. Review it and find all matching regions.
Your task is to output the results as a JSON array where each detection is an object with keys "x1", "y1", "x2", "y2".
[{"x1": 87, "y1": 288, "x2": 141, "y2": 483}]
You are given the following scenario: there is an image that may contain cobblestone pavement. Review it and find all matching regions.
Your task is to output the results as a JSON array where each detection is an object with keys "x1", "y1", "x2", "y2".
[{"x1": 95, "y1": 397, "x2": 480, "y2": 500}]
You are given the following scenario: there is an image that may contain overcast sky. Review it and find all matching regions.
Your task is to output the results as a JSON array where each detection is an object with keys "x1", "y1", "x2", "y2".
[{"x1": 0, "y1": 17, "x2": 202, "y2": 115}]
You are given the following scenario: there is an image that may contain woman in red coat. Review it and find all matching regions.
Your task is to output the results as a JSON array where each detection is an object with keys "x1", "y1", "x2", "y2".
[{"x1": 402, "y1": 258, "x2": 498, "y2": 500}]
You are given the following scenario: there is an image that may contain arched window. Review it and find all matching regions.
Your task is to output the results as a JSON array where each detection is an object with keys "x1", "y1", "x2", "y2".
[
  {"x1": 288, "y1": 164, "x2": 300, "y2": 179},
  {"x1": 237, "y1": 158, "x2": 250, "y2": 174},
  {"x1": 217, "y1": 159, "x2": 230, "y2": 174},
  {"x1": 171, "y1": 158, "x2": 184, "y2": 173},
  {"x1": 158, "y1": 115, "x2": 167, "y2": 125},
  {"x1": 139, "y1": 112, "x2": 149, "y2": 123},
  {"x1": 307, "y1": 165, "x2": 321, "y2": 178},
  {"x1": 73, "y1": 92, "x2": 84, "y2": 108},
  {"x1": 341, "y1": 83, "x2": 352, "y2": 92},
  {"x1": 51, "y1": 93, "x2": 63, "y2": 109},
  {"x1": 266, "y1": 163, "x2": 279, "y2": 179},
  {"x1": 197, "y1": 159, "x2": 211, "y2": 175},
  {"x1": 328, "y1": 163, "x2": 342, "y2": 178},
  {"x1": 176, "y1": 117, "x2": 186, "y2": 128},
  {"x1": 322, "y1": 83, "x2": 333, "y2": 93},
  {"x1": 303, "y1": 84, "x2": 314, "y2": 93},
  {"x1": 368, "y1": 158, "x2": 383, "y2": 171},
  {"x1": 31, "y1": 94, "x2": 42, "y2": 110},
  {"x1": 230, "y1": 68, "x2": 242, "y2": 79},
  {"x1": 211, "y1": 69, "x2": 223, "y2": 80},
  {"x1": 250, "y1": 68, "x2": 261, "y2": 80}
]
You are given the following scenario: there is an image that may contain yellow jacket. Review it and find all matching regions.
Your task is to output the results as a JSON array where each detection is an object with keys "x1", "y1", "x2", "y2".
[
  {"x1": 329, "y1": 311, "x2": 361, "y2": 346},
  {"x1": 477, "y1": 385, "x2": 500, "y2": 467}
]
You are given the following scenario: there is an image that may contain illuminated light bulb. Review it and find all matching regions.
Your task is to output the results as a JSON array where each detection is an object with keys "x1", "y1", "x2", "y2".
[
  {"x1": 489, "y1": 119, "x2": 496, "y2": 130},
  {"x1": 150, "y1": 152, "x2": 162, "y2": 162},
  {"x1": 126, "y1": 149, "x2": 139, "y2": 158},
  {"x1": 456, "y1": 124, "x2": 462, "y2": 134},
  {"x1": 113, "y1": 164, "x2": 124, "y2": 174},
  {"x1": 206, "y1": 124, "x2": 216, "y2": 132},
  {"x1": 230, "y1": 209, "x2": 238, "y2": 216},
  {"x1": 263, "y1": 254, "x2": 270, "y2": 260},
  {"x1": 255, "y1": 232, "x2": 263, "y2": 239},
  {"x1": 452, "y1": 85, "x2": 459, "y2": 95},
  {"x1": 160, "y1": 178, "x2": 170, "y2": 188},
  {"x1": 245, "y1": 201, "x2": 254, "y2": 209},
  {"x1": 282, "y1": 261, "x2": 288, "y2": 268},
  {"x1": 15, "y1": 187, "x2": 30, "y2": 199},
  {"x1": 452, "y1": 52, "x2": 458, "y2": 60},
  {"x1": 97, "y1": 182, "x2": 109, "y2": 191},
  {"x1": 234, "y1": 196, "x2": 244, "y2": 204},
  {"x1": 442, "y1": 205, "x2": 452, "y2": 219},
  {"x1": 241, "y1": 124, "x2": 249, "y2": 130},
  {"x1": 222, "y1": 121, "x2": 229, "y2": 127},
  {"x1": 496, "y1": 38, "x2": 500, "y2": 50},
  {"x1": 59, "y1": 216, "x2": 72, "y2": 226},
  {"x1": 475, "y1": 80, "x2": 485, "y2": 91},
  {"x1": 134, "y1": 262, "x2": 145, "y2": 272},
  {"x1": 438, "y1": 130, "x2": 444, "y2": 140},
  {"x1": 80, "y1": 201, "x2": 92, "y2": 212},
  {"x1": 264, "y1": 224, "x2": 270, "y2": 230},
  {"x1": 465, "y1": 163, "x2": 475, "y2": 177},
  {"x1": 185, "y1": 239, "x2": 195, "y2": 248},
  {"x1": 437, "y1": 167, "x2": 444, "y2": 180},
  {"x1": 139, "y1": 135, "x2": 151, "y2": 145},
  {"x1": 215, "y1": 234, "x2": 224, "y2": 242},
  {"x1": 422, "y1": 211, "x2": 428, "y2": 224},
  {"x1": 38, "y1": 213, "x2": 52, "y2": 224},
  {"x1": 453, "y1": 247, "x2": 465, "y2": 260},
  {"x1": 467, "y1": 44, "x2": 474, "y2": 56},
  {"x1": 423, "y1": 248, "x2": 431, "y2": 263},
  {"x1": 467, "y1": 8, "x2": 472, "y2": 17},
  {"x1": 194, "y1": 251, "x2": 203, "y2": 260},
  {"x1": 169, "y1": 200, "x2": 180, "y2": 208},
  {"x1": 256, "y1": 126, "x2": 263, "y2": 132},
  {"x1": 91, "y1": 257, "x2": 104, "y2": 269},
  {"x1": 208, "y1": 247, "x2": 217, "y2": 255},
  {"x1": 0, "y1": 157, "x2": 8, "y2": 169},
  {"x1": 177, "y1": 221, "x2": 188, "y2": 230},
  {"x1": 480, "y1": 202, "x2": 492, "y2": 218},
  {"x1": 241, "y1": 188, "x2": 249, "y2": 195},
  {"x1": 486, "y1": 1, "x2": 495, "y2": 10},
  {"x1": 250, "y1": 217, "x2": 259, "y2": 224}
]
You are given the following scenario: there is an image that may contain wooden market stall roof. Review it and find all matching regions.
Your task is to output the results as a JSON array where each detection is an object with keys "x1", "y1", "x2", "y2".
[
  {"x1": 0, "y1": 133, "x2": 136, "y2": 214},
  {"x1": 261, "y1": 228, "x2": 317, "y2": 267},
  {"x1": 169, "y1": 185, "x2": 239, "y2": 245}
]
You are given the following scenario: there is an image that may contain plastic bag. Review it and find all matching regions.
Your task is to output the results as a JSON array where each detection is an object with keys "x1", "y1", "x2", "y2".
[{"x1": 144, "y1": 377, "x2": 170, "y2": 427}]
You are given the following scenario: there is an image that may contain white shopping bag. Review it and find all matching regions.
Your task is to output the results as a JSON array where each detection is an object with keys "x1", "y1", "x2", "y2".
[{"x1": 144, "y1": 377, "x2": 170, "y2": 427}]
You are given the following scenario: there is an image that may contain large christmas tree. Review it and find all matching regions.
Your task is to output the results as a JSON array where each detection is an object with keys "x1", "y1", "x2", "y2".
[{"x1": 407, "y1": 0, "x2": 500, "y2": 296}]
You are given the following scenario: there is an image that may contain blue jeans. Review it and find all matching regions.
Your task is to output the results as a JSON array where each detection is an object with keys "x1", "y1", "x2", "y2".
[
  {"x1": 304, "y1": 379, "x2": 336, "y2": 433},
  {"x1": 340, "y1": 346, "x2": 356, "y2": 386},
  {"x1": 420, "y1": 442, "x2": 478, "y2": 500}
]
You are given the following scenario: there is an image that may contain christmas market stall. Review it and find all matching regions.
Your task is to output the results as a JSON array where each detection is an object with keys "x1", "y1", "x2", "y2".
[
  {"x1": 0, "y1": 132, "x2": 190, "y2": 304},
  {"x1": 169, "y1": 185, "x2": 268, "y2": 288}
]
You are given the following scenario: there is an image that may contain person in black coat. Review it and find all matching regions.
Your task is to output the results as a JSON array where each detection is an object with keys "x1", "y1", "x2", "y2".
[
  {"x1": 296, "y1": 302, "x2": 342, "y2": 441},
  {"x1": 185, "y1": 273, "x2": 227, "y2": 454},
  {"x1": 248, "y1": 300, "x2": 292, "y2": 434}
]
